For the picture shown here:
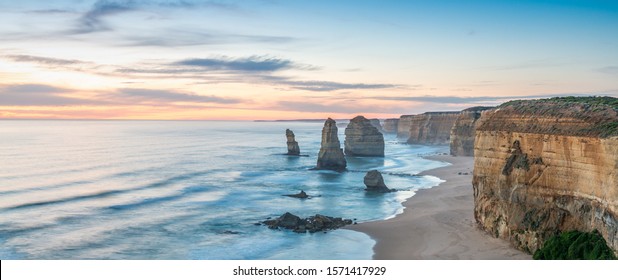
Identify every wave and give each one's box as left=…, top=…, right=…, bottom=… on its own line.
left=1, top=171, right=212, bottom=211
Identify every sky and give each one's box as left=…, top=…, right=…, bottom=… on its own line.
left=1, top=0, right=617, bottom=120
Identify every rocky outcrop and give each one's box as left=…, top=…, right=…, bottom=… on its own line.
left=286, top=129, right=300, bottom=155
left=344, top=116, right=385, bottom=157
left=316, top=118, right=347, bottom=171
left=450, top=106, right=494, bottom=156
left=262, top=212, right=353, bottom=233
left=473, top=97, right=618, bottom=254
left=364, top=170, right=391, bottom=192
left=283, top=190, right=308, bottom=199
left=407, top=112, right=460, bottom=145
left=383, top=118, right=399, bottom=134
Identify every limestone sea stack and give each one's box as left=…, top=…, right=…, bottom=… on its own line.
left=316, top=118, right=347, bottom=171
left=473, top=97, right=618, bottom=254
left=449, top=106, right=494, bottom=156
left=344, top=116, right=385, bottom=157
left=363, top=170, right=391, bottom=192
left=285, top=129, right=300, bottom=155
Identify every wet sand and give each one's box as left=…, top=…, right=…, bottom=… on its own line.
left=351, top=155, right=529, bottom=259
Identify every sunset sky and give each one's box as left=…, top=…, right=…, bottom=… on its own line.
left=1, top=0, right=617, bottom=120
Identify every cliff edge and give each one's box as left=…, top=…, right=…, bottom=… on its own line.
left=450, top=106, right=494, bottom=156
left=472, top=97, right=618, bottom=254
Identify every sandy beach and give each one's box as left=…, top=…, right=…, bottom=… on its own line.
left=351, top=155, right=530, bottom=259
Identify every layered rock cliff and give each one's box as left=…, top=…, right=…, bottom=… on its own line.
left=450, top=106, right=494, bottom=156
left=344, top=116, right=385, bottom=157
left=285, top=129, right=300, bottom=155
left=472, top=97, right=618, bottom=254
left=397, top=115, right=415, bottom=139
left=383, top=118, right=399, bottom=134
left=369, top=118, right=384, bottom=133
left=406, top=112, right=460, bottom=145
left=316, top=118, right=347, bottom=171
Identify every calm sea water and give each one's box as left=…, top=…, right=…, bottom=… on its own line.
left=0, top=120, right=447, bottom=259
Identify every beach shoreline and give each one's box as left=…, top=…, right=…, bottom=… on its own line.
left=350, top=154, right=530, bottom=259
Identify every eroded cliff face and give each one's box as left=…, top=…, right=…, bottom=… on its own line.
left=473, top=99, right=618, bottom=254
left=407, top=112, right=459, bottom=145
left=316, top=118, right=347, bottom=171
left=383, top=118, right=399, bottom=134
left=397, top=115, right=415, bottom=139
left=450, top=107, right=494, bottom=156
left=344, top=116, right=385, bottom=157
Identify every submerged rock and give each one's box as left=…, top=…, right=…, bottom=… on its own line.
left=283, top=190, right=309, bottom=199
left=363, top=170, right=392, bottom=192
left=344, top=116, right=385, bottom=157
left=285, top=129, right=300, bottom=155
left=262, top=212, right=353, bottom=233
left=316, top=118, right=347, bottom=171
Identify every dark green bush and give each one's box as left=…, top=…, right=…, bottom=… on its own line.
left=533, top=230, right=616, bottom=260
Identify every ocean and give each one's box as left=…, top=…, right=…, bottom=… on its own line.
left=0, top=120, right=448, bottom=259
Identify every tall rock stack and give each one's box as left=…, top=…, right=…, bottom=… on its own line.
left=316, top=118, right=347, bottom=171
left=344, top=116, right=385, bottom=157
left=382, top=118, right=399, bottom=134
left=285, top=129, right=300, bottom=155
left=449, top=106, right=494, bottom=156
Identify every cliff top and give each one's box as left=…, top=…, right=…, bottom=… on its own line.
left=479, top=96, right=618, bottom=138
left=462, top=106, right=494, bottom=112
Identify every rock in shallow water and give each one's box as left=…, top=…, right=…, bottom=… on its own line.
left=283, top=190, right=309, bottom=199
left=363, top=170, right=392, bottom=193
left=285, top=129, right=300, bottom=155
left=262, top=212, right=353, bottom=233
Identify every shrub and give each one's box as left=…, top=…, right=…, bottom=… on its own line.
left=533, top=230, right=616, bottom=260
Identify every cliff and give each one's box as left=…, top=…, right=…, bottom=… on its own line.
left=406, top=112, right=460, bottom=145
left=450, top=106, right=494, bottom=156
left=472, top=97, right=618, bottom=254
left=344, top=116, right=385, bottom=157
left=383, top=118, right=399, bottom=134
left=285, top=129, right=300, bottom=155
left=316, top=118, right=347, bottom=171
left=369, top=118, right=384, bottom=133
left=397, top=115, right=415, bottom=139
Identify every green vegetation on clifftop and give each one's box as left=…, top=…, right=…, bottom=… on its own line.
left=490, top=96, right=618, bottom=138
left=533, top=230, right=616, bottom=260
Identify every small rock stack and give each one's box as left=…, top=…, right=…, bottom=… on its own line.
left=285, top=129, right=300, bottom=155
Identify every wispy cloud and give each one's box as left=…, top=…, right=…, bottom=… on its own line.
left=369, top=92, right=618, bottom=105
left=0, top=84, right=94, bottom=106
left=123, top=31, right=295, bottom=47
left=282, top=80, right=398, bottom=92
left=597, top=66, right=618, bottom=75
left=74, top=0, right=138, bottom=34
left=71, top=0, right=241, bottom=34
left=109, top=88, right=242, bottom=104
left=175, top=56, right=308, bottom=72
left=5, top=55, right=88, bottom=66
